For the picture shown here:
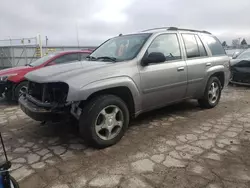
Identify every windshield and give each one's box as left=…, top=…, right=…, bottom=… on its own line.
left=237, top=50, right=250, bottom=59
left=89, top=33, right=151, bottom=62
left=29, top=53, right=58, bottom=67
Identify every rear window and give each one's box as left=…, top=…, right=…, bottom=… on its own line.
left=202, top=35, right=226, bottom=56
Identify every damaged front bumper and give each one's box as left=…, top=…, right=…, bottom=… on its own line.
left=0, top=82, right=6, bottom=97
left=19, top=95, right=68, bottom=122
left=230, top=69, right=250, bottom=86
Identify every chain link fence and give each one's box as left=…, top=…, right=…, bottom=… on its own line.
left=0, top=37, right=96, bottom=69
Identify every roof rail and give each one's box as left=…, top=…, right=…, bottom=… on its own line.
left=168, top=27, right=211, bottom=34
left=141, top=27, right=211, bottom=34
left=141, top=27, right=170, bottom=32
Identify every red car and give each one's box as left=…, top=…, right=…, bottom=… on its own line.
left=0, top=50, right=92, bottom=101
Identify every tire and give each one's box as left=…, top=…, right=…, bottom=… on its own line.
left=14, top=81, right=28, bottom=101
left=79, top=95, right=129, bottom=149
left=10, top=175, right=19, bottom=188
left=198, top=77, right=222, bottom=109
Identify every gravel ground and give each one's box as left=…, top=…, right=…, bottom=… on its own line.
left=0, top=85, right=250, bottom=188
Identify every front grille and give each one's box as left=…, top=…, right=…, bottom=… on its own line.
left=28, top=82, right=43, bottom=101
left=27, top=81, right=69, bottom=104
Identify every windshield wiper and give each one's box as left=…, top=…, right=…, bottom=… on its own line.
left=96, top=56, right=117, bottom=62
left=25, top=63, right=33, bottom=67
left=86, top=55, right=97, bottom=61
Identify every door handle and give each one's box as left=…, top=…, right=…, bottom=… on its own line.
left=206, top=62, right=212, bottom=67
left=177, top=67, right=185, bottom=71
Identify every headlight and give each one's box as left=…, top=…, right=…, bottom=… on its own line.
left=0, top=74, right=18, bottom=82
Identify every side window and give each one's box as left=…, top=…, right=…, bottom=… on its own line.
left=147, top=34, right=181, bottom=61
left=195, top=35, right=207, bottom=57
left=182, top=34, right=200, bottom=58
left=202, top=35, right=226, bottom=56
left=54, top=53, right=79, bottom=64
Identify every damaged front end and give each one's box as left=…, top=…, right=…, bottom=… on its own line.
left=0, top=81, right=13, bottom=99
left=230, top=60, right=250, bottom=86
left=19, top=81, right=72, bottom=121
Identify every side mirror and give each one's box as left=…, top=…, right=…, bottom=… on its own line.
left=142, top=52, right=166, bottom=66
left=46, top=62, right=56, bottom=66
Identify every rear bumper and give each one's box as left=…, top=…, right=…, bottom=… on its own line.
left=19, top=95, right=67, bottom=121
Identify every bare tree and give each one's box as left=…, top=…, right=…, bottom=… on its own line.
left=241, top=38, right=248, bottom=45
left=222, top=41, right=227, bottom=47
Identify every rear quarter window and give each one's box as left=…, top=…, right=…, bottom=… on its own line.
left=202, top=35, right=226, bottom=56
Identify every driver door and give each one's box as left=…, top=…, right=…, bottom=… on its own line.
left=139, top=33, right=188, bottom=111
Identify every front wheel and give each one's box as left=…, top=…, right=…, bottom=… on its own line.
left=79, top=95, right=129, bottom=148
left=0, top=175, right=19, bottom=188
left=10, top=175, right=19, bottom=188
left=14, top=81, right=28, bottom=101
left=198, top=77, right=222, bottom=108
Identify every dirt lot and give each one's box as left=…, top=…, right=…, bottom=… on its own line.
left=1, top=86, right=250, bottom=188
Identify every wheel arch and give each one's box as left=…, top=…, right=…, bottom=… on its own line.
left=201, top=65, right=225, bottom=96
left=85, top=86, right=136, bottom=117
left=70, top=77, right=142, bottom=117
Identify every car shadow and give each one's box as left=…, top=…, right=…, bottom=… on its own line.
left=36, top=100, right=201, bottom=139
left=131, top=99, right=200, bottom=126
left=0, top=97, right=18, bottom=106
left=1, top=96, right=202, bottom=149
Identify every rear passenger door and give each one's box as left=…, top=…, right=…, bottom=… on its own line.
left=181, top=33, right=212, bottom=98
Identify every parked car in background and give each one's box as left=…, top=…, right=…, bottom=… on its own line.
left=230, top=48, right=250, bottom=85
left=0, top=50, right=92, bottom=101
left=19, top=27, right=230, bottom=148
left=226, top=49, right=244, bottom=59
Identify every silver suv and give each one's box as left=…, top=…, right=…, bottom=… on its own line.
left=19, top=27, right=230, bottom=148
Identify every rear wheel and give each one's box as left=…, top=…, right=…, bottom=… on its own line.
left=198, top=77, right=222, bottom=108
left=79, top=95, right=129, bottom=148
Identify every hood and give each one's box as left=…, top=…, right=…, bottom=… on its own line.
left=230, top=58, right=250, bottom=67
left=230, top=59, right=242, bottom=67
left=25, top=61, right=112, bottom=83
left=0, top=66, right=32, bottom=76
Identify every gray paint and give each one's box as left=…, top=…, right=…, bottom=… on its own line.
left=24, top=30, right=230, bottom=117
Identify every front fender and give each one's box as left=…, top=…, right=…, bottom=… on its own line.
left=66, top=76, right=142, bottom=113
left=8, top=75, right=25, bottom=83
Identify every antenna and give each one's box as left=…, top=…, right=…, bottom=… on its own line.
left=0, top=132, right=8, bottom=162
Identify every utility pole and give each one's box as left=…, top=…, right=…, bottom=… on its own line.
left=76, top=23, right=80, bottom=48
left=37, top=34, right=43, bottom=57
left=46, top=36, right=48, bottom=46
left=9, top=36, right=14, bottom=66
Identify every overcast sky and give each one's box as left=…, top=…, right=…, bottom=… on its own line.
left=1, top=0, right=250, bottom=46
